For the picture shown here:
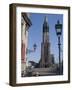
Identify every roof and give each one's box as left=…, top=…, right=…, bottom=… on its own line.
left=22, top=13, right=32, bottom=27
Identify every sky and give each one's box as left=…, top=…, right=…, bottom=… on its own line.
left=27, top=13, right=63, bottom=64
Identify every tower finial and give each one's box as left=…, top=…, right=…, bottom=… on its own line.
left=44, top=16, right=48, bottom=23
left=43, top=16, right=49, bottom=32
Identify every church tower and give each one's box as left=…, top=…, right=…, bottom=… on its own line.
left=40, top=16, right=52, bottom=68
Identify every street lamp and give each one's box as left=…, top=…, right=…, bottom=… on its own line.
left=55, top=20, right=62, bottom=75
left=33, top=44, right=37, bottom=51
left=26, top=43, right=37, bottom=54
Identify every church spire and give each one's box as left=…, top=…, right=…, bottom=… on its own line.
left=44, top=16, right=48, bottom=23
left=43, top=16, right=49, bottom=32
left=40, top=16, right=51, bottom=68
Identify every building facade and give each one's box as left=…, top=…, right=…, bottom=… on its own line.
left=21, top=13, right=32, bottom=77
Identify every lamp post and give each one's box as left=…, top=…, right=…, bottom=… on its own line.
left=26, top=44, right=37, bottom=76
left=26, top=43, right=37, bottom=54
left=55, top=20, right=62, bottom=75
